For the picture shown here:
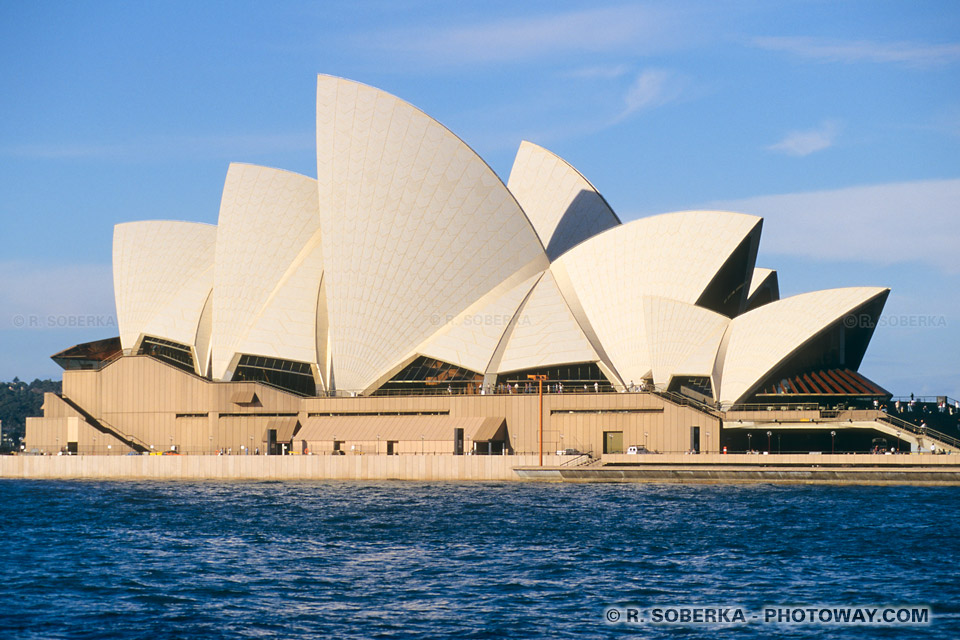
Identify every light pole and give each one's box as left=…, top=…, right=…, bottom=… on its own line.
left=528, top=374, right=547, bottom=465
left=896, top=430, right=901, bottom=453
left=747, top=433, right=752, bottom=452
left=644, top=432, right=649, bottom=451
left=831, top=430, right=836, bottom=454
left=377, top=434, right=381, bottom=455
left=209, top=435, right=213, bottom=455
left=249, top=435, right=253, bottom=455
left=766, top=430, right=772, bottom=453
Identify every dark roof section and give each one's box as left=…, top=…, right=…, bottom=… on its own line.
left=51, top=337, right=122, bottom=371
left=757, top=368, right=890, bottom=398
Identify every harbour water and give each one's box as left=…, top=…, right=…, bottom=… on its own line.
left=2, top=480, right=957, bottom=639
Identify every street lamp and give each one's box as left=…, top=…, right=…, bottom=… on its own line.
left=249, top=435, right=253, bottom=455
left=377, top=434, right=381, bottom=455
left=528, top=374, right=548, bottom=465
left=747, top=433, right=752, bottom=452
left=831, top=430, right=836, bottom=454
left=644, top=432, right=649, bottom=450
left=766, top=430, right=772, bottom=453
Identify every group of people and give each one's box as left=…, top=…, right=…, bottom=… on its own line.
left=469, top=381, right=606, bottom=395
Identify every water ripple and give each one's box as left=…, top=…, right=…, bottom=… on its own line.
left=1, top=480, right=956, bottom=639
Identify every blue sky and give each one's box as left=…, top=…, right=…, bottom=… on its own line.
left=1, top=0, right=958, bottom=397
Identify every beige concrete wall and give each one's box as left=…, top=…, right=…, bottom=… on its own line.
left=0, top=454, right=562, bottom=481
left=38, top=356, right=720, bottom=457
left=5, top=453, right=956, bottom=483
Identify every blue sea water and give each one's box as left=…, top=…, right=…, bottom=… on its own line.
left=1, top=480, right=957, bottom=639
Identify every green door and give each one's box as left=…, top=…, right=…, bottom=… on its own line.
left=604, top=431, right=624, bottom=454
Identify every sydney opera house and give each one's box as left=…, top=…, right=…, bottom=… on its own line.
left=27, top=75, right=947, bottom=460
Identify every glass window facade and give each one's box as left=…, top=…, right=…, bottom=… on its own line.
left=137, top=336, right=195, bottom=374
left=233, top=354, right=317, bottom=396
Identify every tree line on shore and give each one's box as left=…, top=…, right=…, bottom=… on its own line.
left=0, top=378, right=61, bottom=451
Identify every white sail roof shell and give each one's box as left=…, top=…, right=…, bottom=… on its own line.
left=716, top=287, right=889, bottom=405
left=415, top=272, right=542, bottom=375
left=506, top=141, right=620, bottom=260
left=748, top=268, right=777, bottom=299
left=211, top=163, right=322, bottom=380
left=113, top=220, right=216, bottom=353
left=552, top=210, right=761, bottom=386
left=642, top=296, right=729, bottom=388
left=315, top=75, right=548, bottom=393
left=495, top=270, right=600, bottom=373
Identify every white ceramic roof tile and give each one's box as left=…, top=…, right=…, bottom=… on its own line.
left=507, top=141, right=620, bottom=260
left=212, top=163, right=321, bottom=379
left=113, top=221, right=216, bottom=351
left=747, top=268, right=777, bottom=299
left=553, top=210, right=760, bottom=385
left=717, top=287, right=889, bottom=404
left=316, top=75, right=548, bottom=392
left=417, top=273, right=542, bottom=374
left=640, top=296, right=729, bottom=388
left=496, top=270, right=600, bottom=372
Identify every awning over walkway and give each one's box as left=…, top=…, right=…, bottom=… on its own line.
left=231, top=389, right=258, bottom=404
left=296, top=415, right=506, bottom=442
left=471, top=417, right=506, bottom=442
left=262, top=417, right=300, bottom=443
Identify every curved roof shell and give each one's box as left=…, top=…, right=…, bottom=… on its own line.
left=507, top=141, right=620, bottom=261
left=494, top=270, right=601, bottom=373
left=102, top=75, right=892, bottom=405
left=211, top=163, right=322, bottom=381
left=552, top=210, right=761, bottom=387
left=315, top=75, right=548, bottom=393
left=716, top=287, right=890, bottom=405
left=113, top=220, right=216, bottom=354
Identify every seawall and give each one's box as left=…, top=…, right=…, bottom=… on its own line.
left=0, top=454, right=559, bottom=482
left=3, top=453, right=960, bottom=485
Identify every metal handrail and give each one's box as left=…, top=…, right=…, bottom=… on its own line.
left=724, top=402, right=821, bottom=413
left=57, top=394, right=151, bottom=453
left=560, top=452, right=595, bottom=466
left=890, top=395, right=959, bottom=406
left=655, top=389, right=720, bottom=416
left=877, top=413, right=960, bottom=450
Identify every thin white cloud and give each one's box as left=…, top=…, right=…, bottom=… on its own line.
left=709, top=179, right=960, bottom=274
left=753, top=36, right=960, bottom=67
left=614, top=69, right=685, bottom=121
left=767, top=120, right=840, bottom=156
left=366, top=5, right=688, bottom=65
left=561, top=64, right=631, bottom=79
